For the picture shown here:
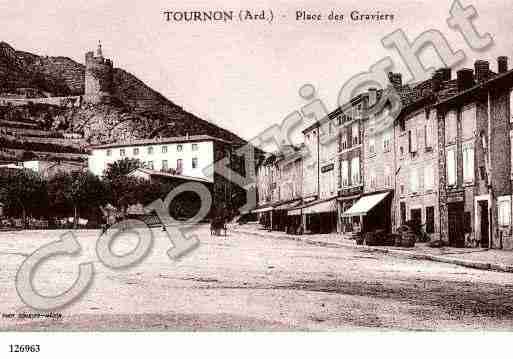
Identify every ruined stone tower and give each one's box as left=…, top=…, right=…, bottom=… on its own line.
left=84, top=41, right=113, bottom=104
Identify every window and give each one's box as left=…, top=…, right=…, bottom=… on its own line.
left=384, top=166, right=392, bottom=188
left=400, top=117, right=406, bottom=132
left=410, top=168, right=419, bottom=193
left=177, top=144, right=183, bottom=152
left=120, top=149, right=126, bottom=157
left=328, top=121, right=333, bottom=135
left=106, top=149, right=112, bottom=156
left=461, top=106, right=476, bottom=140
left=192, top=157, right=198, bottom=169
left=176, top=159, right=183, bottom=173
left=341, top=131, right=348, bottom=150
left=424, top=164, right=434, bottom=190
left=147, top=146, right=154, bottom=155
left=147, top=161, right=154, bottom=170
left=351, top=157, right=360, bottom=185
left=416, top=127, right=423, bottom=151
left=133, top=148, right=139, bottom=156
left=408, top=129, right=418, bottom=153
left=162, top=160, right=168, bottom=170
left=426, top=206, right=435, bottom=233
left=463, top=142, right=474, bottom=182
left=445, top=111, right=457, bottom=144
left=383, top=130, right=392, bottom=152
left=447, top=147, right=457, bottom=186
left=192, top=143, right=199, bottom=151
left=425, top=120, right=433, bottom=150
left=369, top=136, right=376, bottom=155
left=162, top=146, right=168, bottom=154
left=341, top=160, right=349, bottom=187
left=369, top=170, right=377, bottom=189
left=498, top=196, right=512, bottom=226
left=351, top=122, right=359, bottom=145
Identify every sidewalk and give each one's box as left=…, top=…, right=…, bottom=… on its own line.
left=233, top=224, right=513, bottom=273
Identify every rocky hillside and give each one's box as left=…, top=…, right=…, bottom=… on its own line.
left=0, top=42, right=245, bottom=146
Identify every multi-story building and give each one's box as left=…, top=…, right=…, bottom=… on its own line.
left=254, top=146, right=304, bottom=231
left=435, top=58, right=513, bottom=249
left=336, top=94, right=367, bottom=233
left=286, top=109, right=341, bottom=233
left=89, top=134, right=244, bottom=211
left=253, top=58, right=513, bottom=251
left=359, top=88, right=396, bottom=234
left=88, top=135, right=226, bottom=181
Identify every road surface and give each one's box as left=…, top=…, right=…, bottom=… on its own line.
left=0, top=225, right=512, bottom=330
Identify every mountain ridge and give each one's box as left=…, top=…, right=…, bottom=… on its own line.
left=0, top=42, right=246, bottom=146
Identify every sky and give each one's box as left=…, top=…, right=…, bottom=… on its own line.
left=1, top=0, right=512, bottom=144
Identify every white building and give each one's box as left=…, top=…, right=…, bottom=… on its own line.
left=87, top=135, right=230, bottom=182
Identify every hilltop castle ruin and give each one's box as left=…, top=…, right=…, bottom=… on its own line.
left=84, top=42, right=114, bottom=105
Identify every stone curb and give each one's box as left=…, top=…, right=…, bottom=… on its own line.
left=233, top=228, right=513, bottom=274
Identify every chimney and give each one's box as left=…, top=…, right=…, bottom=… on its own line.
left=432, top=68, right=452, bottom=92
left=498, top=56, right=508, bottom=73
left=457, top=68, right=475, bottom=92
left=368, top=88, right=377, bottom=108
left=388, top=72, right=402, bottom=88
left=474, top=60, right=490, bottom=82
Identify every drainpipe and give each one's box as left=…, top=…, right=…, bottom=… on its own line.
left=487, top=90, right=493, bottom=249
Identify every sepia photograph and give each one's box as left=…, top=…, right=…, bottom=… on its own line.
left=1, top=0, right=513, bottom=352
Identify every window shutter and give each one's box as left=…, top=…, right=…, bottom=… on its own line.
left=447, top=148, right=456, bottom=185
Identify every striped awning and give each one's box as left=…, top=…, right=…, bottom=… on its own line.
left=341, top=192, right=390, bottom=217
left=288, top=197, right=338, bottom=216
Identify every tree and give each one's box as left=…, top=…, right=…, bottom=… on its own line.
left=0, top=168, right=48, bottom=227
left=48, top=171, right=108, bottom=228
left=107, top=176, right=172, bottom=215
left=104, top=158, right=142, bottom=181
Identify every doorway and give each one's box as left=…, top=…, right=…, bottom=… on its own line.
left=478, top=200, right=490, bottom=248
left=410, top=208, right=422, bottom=226
left=448, top=202, right=465, bottom=247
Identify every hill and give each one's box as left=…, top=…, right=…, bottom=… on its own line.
left=0, top=42, right=246, bottom=150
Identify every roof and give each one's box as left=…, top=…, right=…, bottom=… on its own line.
left=436, top=67, right=513, bottom=108
left=89, top=134, right=232, bottom=150
left=127, top=168, right=212, bottom=183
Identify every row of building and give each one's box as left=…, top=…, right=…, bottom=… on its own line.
left=254, top=57, right=513, bottom=250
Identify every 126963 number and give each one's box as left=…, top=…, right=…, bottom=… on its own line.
left=9, top=345, right=40, bottom=353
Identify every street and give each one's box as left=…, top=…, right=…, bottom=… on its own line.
left=1, top=225, right=513, bottom=330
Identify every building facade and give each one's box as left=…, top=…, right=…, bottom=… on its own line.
left=88, top=135, right=223, bottom=182
left=253, top=57, right=513, bottom=250
left=436, top=59, right=513, bottom=249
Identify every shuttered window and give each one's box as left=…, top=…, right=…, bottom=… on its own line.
left=463, top=142, right=475, bottom=182
left=447, top=147, right=457, bottom=186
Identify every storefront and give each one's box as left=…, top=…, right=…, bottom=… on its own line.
left=289, top=197, right=339, bottom=234
left=342, top=191, right=392, bottom=234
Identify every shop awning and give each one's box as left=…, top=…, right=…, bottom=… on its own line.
left=274, top=200, right=301, bottom=211
left=303, top=199, right=338, bottom=215
left=341, top=192, right=390, bottom=217
left=252, top=206, right=274, bottom=214
left=288, top=197, right=338, bottom=216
